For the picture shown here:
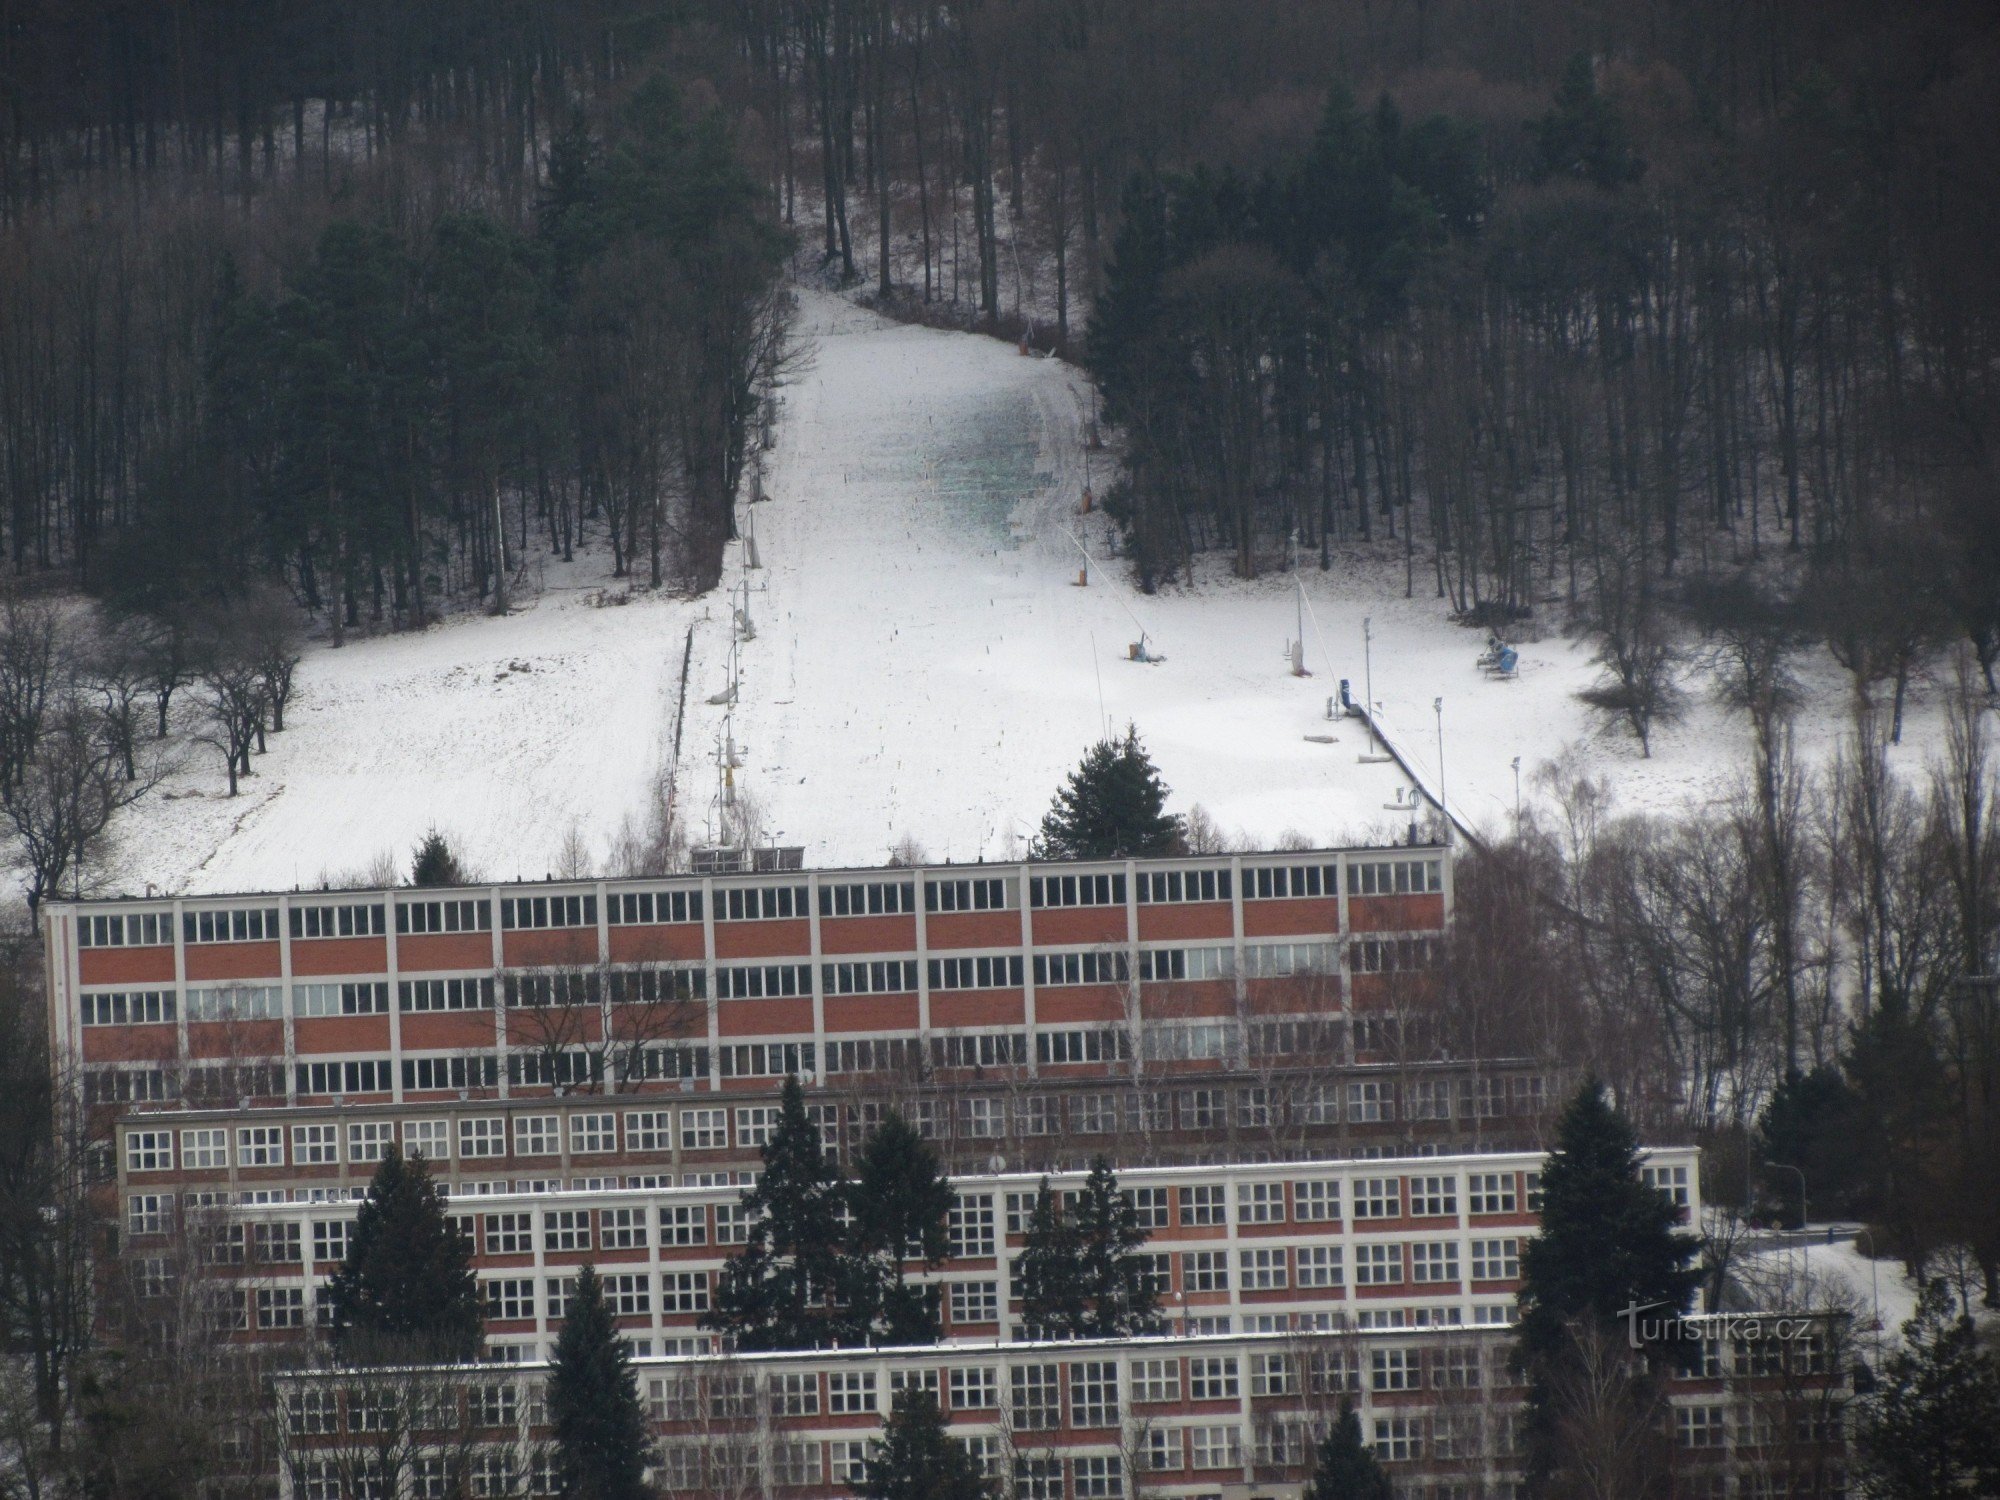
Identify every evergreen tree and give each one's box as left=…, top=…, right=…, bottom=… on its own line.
left=1856, top=1278, right=2000, bottom=1499
left=706, top=1075, right=847, bottom=1350
left=1516, top=1081, right=1701, bottom=1490
left=1304, top=1402, right=1393, bottom=1500
left=843, top=1112, right=953, bottom=1346
left=1843, top=996, right=1950, bottom=1266
left=409, top=828, right=468, bottom=887
left=325, top=1145, right=481, bottom=1361
left=549, top=1266, right=654, bottom=1500
left=1019, top=1160, right=1160, bottom=1338
left=856, top=1388, right=991, bottom=1500
left=1758, top=1066, right=1863, bottom=1226
left=1034, top=725, right=1183, bottom=860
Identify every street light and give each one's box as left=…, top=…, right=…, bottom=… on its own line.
left=1511, top=756, right=1522, bottom=826
left=1853, top=1226, right=1883, bottom=1335
left=1770, top=1160, right=1809, bottom=1281
left=1433, top=697, right=1448, bottom=844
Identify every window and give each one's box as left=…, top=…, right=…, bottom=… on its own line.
left=291, top=903, right=385, bottom=938
left=609, top=889, right=702, bottom=925
left=1468, top=1172, right=1517, bottom=1214
left=1028, top=872, right=1126, bottom=908
left=1371, top=1415, right=1421, bottom=1462
left=768, top=1372, right=819, bottom=1417
left=1350, top=937, right=1440, bottom=973
left=1472, top=1238, right=1520, bottom=1281
left=1677, top=1406, right=1726, bottom=1449
left=1243, top=862, right=1335, bottom=899
left=182, top=907, right=281, bottom=943
left=1032, top=951, right=1131, bottom=986
left=1410, top=1175, right=1458, bottom=1217
left=126, top=1131, right=172, bottom=1173
left=819, top=881, right=916, bottom=916
left=499, top=893, right=598, bottom=930
left=949, top=1195, right=996, bottom=1257
left=950, top=1367, right=998, bottom=1409
left=1241, top=941, right=1338, bottom=977
left=185, top=985, right=283, bottom=1021
left=680, top=1109, right=726, bottom=1150
left=483, top=1213, right=532, bottom=1255
left=569, top=1113, right=616, bottom=1154
left=1138, top=1429, right=1180, bottom=1473
left=78, top=911, right=171, bottom=948
left=1179, top=1184, right=1226, bottom=1226
left=1178, top=1087, right=1227, bottom=1127
left=1294, top=1179, right=1340, bottom=1222
left=171, top=1129, right=225, bottom=1172
left=1181, top=1251, right=1229, bottom=1293
left=1411, top=1241, right=1460, bottom=1283
left=1297, top=1245, right=1344, bottom=1287
left=1014, top=1459, right=1062, bottom=1500
left=1642, top=1162, right=1692, bottom=1209
left=714, top=965, right=813, bottom=1000
left=401, top=977, right=494, bottom=1013
left=828, top=1371, right=877, bottom=1415
left=925, top=878, right=1009, bottom=912
left=1073, top=1456, right=1123, bottom=1499
left=1354, top=1178, right=1402, bottom=1219
left=1010, top=1365, right=1059, bottom=1430
left=1188, top=1358, right=1238, bottom=1401
left=596, top=1207, right=648, bottom=1251
left=661, top=1272, right=710, bottom=1313
left=948, top=1281, right=998, bottom=1324
left=1348, top=857, right=1444, bottom=895
left=1036, top=1027, right=1130, bottom=1065
left=1137, top=945, right=1232, bottom=981
left=1356, top=1243, right=1404, bottom=1285
left=1525, top=1170, right=1544, bottom=1212
left=290, top=1124, right=338, bottom=1166
left=1137, top=868, right=1231, bottom=903
left=313, top=1219, right=353, bottom=1263
left=294, top=1060, right=392, bottom=1097
left=821, top=959, right=919, bottom=995
left=601, top=1273, right=651, bottom=1317
left=1189, top=1425, right=1240, bottom=1470
left=1125, top=1186, right=1169, bottom=1229
left=646, top=1205, right=700, bottom=1247
left=543, top=1276, right=579, bottom=1321
left=236, top=1126, right=284, bottom=1168
left=543, top=1210, right=590, bottom=1253
left=404, top=1056, right=499, bottom=1092
left=1237, top=1182, right=1284, bottom=1223
left=1239, top=1248, right=1287, bottom=1289
left=514, top=1115, right=561, bottom=1157
left=928, top=954, right=1024, bottom=990
left=257, top=1287, right=306, bottom=1329
left=1069, top=1362, right=1119, bottom=1426
left=958, top=1097, right=1005, bottom=1138
left=81, top=990, right=176, bottom=1025
left=1348, top=1080, right=1393, bottom=1122
left=1131, top=1359, right=1180, bottom=1404
left=251, top=1220, right=302, bottom=1264
left=1250, top=1352, right=1294, bottom=1396
left=398, top=898, right=491, bottom=934
left=459, top=1118, right=506, bottom=1158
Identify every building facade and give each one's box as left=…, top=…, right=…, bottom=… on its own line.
left=273, top=1318, right=1851, bottom=1500
left=43, top=847, right=1452, bottom=1119
left=119, top=1150, right=1699, bottom=1361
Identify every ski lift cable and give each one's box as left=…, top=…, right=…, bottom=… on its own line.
left=1060, top=526, right=1157, bottom=648
left=1293, top=570, right=1339, bottom=683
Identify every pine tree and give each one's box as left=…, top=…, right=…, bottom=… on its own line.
left=843, top=1112, right=953, bottom=1346
left=1516, top=1080, right=1702, bottom=1490
left=325, top=1145, right=481, bottom=1361
left=549, top=1266, right=654, bottom=1500
left=409, top=828, right=467, bottom=887
left=706, top=1075, right=847, bottom=1350
left=856, top=1388, right=991, bottom=1500
left=1019, top=1160, right=1160, bottom=1338
left=1035, top=725, right=1183, bottom=860
left=1857, top=1278, right=2000, bottom=1498
left=1304, top=1402, right=1393, bottom=1500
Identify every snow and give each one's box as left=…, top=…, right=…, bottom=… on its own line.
left=85, top=289, right=1958, bottom=899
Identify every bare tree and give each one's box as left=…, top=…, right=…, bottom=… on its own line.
left=197, top=641, right=269, bottom=796
left=0, top=593, right=64, bottom=802
left=503, top=951, right=706, bottom=1097
left=1, top=693, right=161, bottom=911
left=243, top=587, right=305, bottom=737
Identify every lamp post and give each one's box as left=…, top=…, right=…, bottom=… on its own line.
left=1853, top=1226, right=1883, bottom=1335
left=1362, top=616, right=1377, bottom=753
left=1433, top=697, right=1447, bottom=844
left=1511, top=756, right=1522, bottom=826
left=1770, top=1161, right=1809, bottom=1280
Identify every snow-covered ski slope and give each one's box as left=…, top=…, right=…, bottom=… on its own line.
left=98, top=291, right=1951, bottom=896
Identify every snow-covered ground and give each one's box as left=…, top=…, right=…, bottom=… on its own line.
left=88, top=289, right=1956, bottom=898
